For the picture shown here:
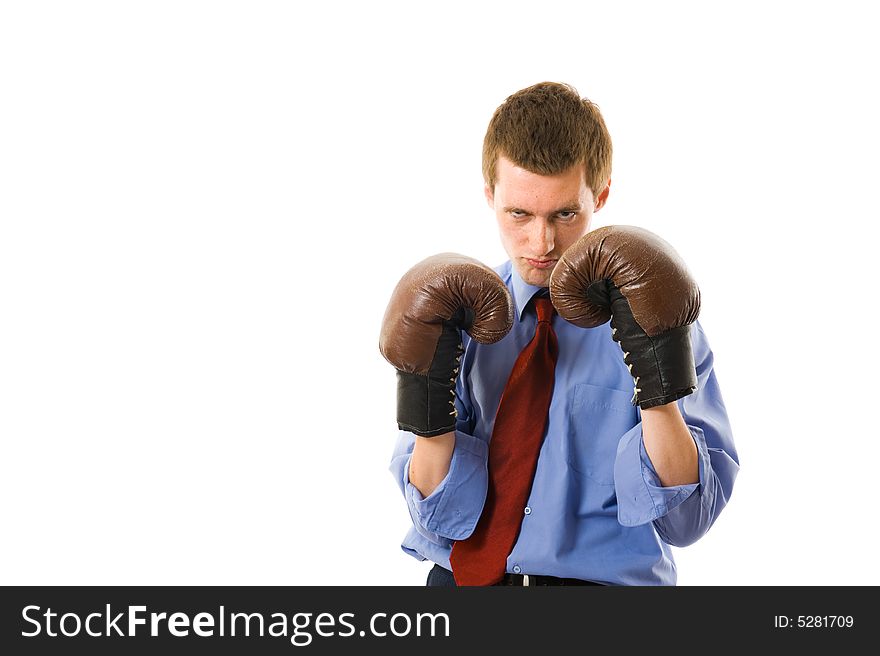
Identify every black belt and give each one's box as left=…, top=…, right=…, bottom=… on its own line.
left=496, top=572, right=604, bottom=586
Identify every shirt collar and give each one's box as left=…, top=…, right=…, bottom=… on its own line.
left=509, top=263, right=548, bottom=321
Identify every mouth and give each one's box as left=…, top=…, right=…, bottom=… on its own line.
left=525, top=258, right=557, bottom=270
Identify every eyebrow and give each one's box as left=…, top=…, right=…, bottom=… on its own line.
left=503, top=203, right=583, bottom=214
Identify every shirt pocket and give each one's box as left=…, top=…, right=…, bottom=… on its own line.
left=566, top=383, right=638, bottom=486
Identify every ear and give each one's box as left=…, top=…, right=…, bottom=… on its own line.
left=484, top=183, right=495, bottom=209
left=594, top=178, right=611, bottom=211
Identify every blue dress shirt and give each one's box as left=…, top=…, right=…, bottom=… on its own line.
left=389, top=260, right=739, bottom=585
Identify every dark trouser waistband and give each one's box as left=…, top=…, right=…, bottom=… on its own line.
left=427, top=564, right=605, bottom=587
left=498, top=572, right=604, bottom=586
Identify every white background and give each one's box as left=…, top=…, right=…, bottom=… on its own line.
left=1, top=1, right=878, bottom=585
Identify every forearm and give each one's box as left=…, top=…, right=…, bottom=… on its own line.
left=614, top=321, right=739, bottom=545
left=409, top=432, right=455, bottom=497
left=641, top=402, right=698, bottom=487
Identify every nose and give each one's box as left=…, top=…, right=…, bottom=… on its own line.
left=528, top=217, right=555, bottom=256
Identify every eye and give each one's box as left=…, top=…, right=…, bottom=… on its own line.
left=509, top=210, right=528, bottom=219
left=557, top=211, right=578, bottom=221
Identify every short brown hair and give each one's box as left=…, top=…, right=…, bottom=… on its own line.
left=482, top=82, right=612, bottom=199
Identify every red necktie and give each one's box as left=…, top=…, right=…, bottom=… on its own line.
left=449, top=295, right=558, bottom=586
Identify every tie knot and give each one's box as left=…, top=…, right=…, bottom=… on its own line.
left=534, top=296, right=555, bottom=323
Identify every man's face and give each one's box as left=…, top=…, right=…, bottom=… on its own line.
left=486, top=156, right=609, bottom=288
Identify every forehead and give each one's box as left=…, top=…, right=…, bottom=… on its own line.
left=494, top=157, right=592, bottom=209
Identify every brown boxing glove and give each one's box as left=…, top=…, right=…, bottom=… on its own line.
left=380, top=253, right=514, bottom=436
left=549, top=225, right=701, bottom=408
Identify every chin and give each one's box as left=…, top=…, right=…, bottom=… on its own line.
left=517, top=264, right=554, bottom=288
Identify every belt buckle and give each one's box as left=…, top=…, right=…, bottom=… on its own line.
left=522, top=574, right=530, bottom=586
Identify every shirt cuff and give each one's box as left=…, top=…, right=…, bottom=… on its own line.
left=614, top=423, right=709, bottom=527
left=403, top=430, right=489, bottom=541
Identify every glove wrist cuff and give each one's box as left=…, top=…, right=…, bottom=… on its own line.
left=618, top=324, right=697, bottom=409
left=396, top=371, right=458, bottom=437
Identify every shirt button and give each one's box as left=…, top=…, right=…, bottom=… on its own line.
left=513, top=565, right=521, bottom=574
left=524, top=507, right=531, bottom=515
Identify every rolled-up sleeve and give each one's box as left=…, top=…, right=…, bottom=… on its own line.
left=613, top=320, right=740, bottom=546
left=390, top=429, right=488, bottom=542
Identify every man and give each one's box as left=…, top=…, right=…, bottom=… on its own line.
left=382, top=82, right=739, bottom=586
